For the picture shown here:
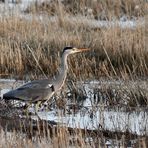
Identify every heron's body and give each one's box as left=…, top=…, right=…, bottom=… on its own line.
left=3, top=79, right=54, bottom=103
left=2, top=47, right=89, bottom=106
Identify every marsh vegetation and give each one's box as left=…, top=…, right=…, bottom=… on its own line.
left=0, top=0, right=148, bottom=147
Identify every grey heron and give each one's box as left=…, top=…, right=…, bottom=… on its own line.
left=2, top=47, right=89, bottom=111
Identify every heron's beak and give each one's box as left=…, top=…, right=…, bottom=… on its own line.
left=74, top=48, right=90, bottom=52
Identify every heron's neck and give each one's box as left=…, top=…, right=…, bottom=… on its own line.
left=60, top=53, right=69, bottom=73
left=53, top=53, right=68, bottom=90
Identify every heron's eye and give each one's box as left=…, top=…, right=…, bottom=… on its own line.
left=72, top=48, right=77, bottom=51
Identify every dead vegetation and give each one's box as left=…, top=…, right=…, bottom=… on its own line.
left=0, top=0, right=148, bottom=147
left=0, top=16, right=147, bottom=80
left=25, top=0, right=148, bottom=19
left=0, top=113, right=148, bottom=148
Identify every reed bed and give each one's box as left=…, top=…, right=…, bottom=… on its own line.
left=25, top=0, right=147, bottom=19
left=0, top=130, right=147, bottom=148
left=0, top=116, right=148, bottom=148
left=0, top=15, right=147, bottom=80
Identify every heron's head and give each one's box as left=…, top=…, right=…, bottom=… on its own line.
left=62, top=47, right=89, bottom=55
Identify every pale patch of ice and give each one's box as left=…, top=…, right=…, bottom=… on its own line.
left=0, top=79, right=16, bottom=82
left=38, top=107, right=148, bottom=136
left=2, top=0, right=52, bottom=13
left=62, top=15, right=145, bottom=29
left=0, top=89, right=11, bottom=94
left=0, top=88, right=11, bottom=98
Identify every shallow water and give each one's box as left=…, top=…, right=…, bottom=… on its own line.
left=37, top=107, right=148, bottom=136
left=0, top=79, right=148, bottom=136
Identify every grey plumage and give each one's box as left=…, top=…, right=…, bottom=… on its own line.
left=3, top=79, right=54, bottom=103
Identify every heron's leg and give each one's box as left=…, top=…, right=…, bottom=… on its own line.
left=35, top=101, right=42, bottom=120
left=23, top=103, right=32, bottom=117
left=35, top=101, right=40, bottom=113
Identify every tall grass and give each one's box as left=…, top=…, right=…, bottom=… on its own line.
left=0, top=16, right=147, bottom=80
left=0, top=117, right=148, bottom=148
left=25, top=0, right=147, bottom=19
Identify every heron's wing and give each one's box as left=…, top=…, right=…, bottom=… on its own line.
left=3, top=79, right=55, bottom=102
left=17, top=79, right=52, bottom=89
